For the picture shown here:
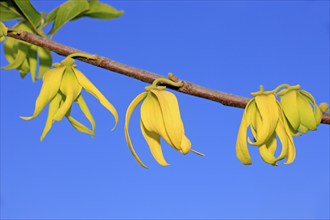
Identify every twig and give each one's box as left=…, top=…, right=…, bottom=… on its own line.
left=6, top=30, right=330, bottom=124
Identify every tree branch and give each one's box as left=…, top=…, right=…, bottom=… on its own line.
left=6, top=30, right=330, bottom=124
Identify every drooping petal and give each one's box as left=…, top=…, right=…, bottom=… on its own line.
left=236, top=100, right=254, bottom=165
left=258, top=144, right=277, bottom=166
left=124, top=92, right=148, bottom=168
left=284, top=136, right=296, bottom=165
left=280, top=90, right=300, bottom=131
left=73, top=67, right=118, bottom=130
left=76, top=94, right=95, bottom=132
left=140, top=120, right=170, bottom=166
left=140, top=92, right=173, bottom=147
left=180, top=135, right=191, bottom=155
left=53, top=67, right=82, bottom=121
left=247, top=100, right=261, bottom=145
left=40, top=93, right=62, bottom=141
left=20, top=66, right=65, bottom=120
left=297, top=92, right=317, bottom=130
left=266, top=133, right=277, bottom=156
left=66, top=115, right=95, bottom=136
left=280, top=112, right=296, bottom=164
left=274, top=120, right=289, bottom=162
left=252, top=94, right=279, bottom=146
left=151, top=89, right=184, bottom=150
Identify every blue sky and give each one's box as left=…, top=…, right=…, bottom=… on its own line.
left=1, top=1, right=329, bottom=219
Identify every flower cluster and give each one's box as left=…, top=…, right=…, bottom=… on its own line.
left=236, top=84, right=328, bottom=166
left=21, top=54, right=118, bottom=141
left=124, top=78, right=203, bottom=168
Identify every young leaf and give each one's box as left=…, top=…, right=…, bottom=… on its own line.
left=45, top=7, right=58, bottom=26
left=48, top=0, right=89, bottom=36
left=77, top=0, right=123, bottom=20
left=13, top=0, right=42, bottom=30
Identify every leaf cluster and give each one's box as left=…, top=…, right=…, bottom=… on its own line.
left=1, top=0, right=123, bottom=81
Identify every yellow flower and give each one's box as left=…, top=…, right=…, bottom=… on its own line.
left=21, top=54, right=118, bottom=140
left=236, top=85, right=296, bottom=166
left=125, top=77, right=203, bottom=168
left=278, top=85, right=329, bottom=134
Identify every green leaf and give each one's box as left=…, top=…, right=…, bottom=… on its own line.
left=0, top=1, right=22, bottom=21
left=49, top=0, right=89, bottom=36
left=78, top=0, right=123, bottom=20
left=45, top=7, right=58, bottom=26
left=13, top=0, right=42, bottom=30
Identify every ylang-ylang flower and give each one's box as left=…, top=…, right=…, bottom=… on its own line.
left=125, top=76, right=203, bottom=168
left=21, top=53, right=118, bottom=140
left=236, top=85, right=296, bottom=166
left=278, top=84, right=329, bottom=135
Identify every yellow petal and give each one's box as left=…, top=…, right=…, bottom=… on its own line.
left=280, top=90, right=300, bottom=131
left=247, top=100, right=260, bottom=144
left=124, top=92, right=148, bottom=168
left=40, top=93, right=62, bottom=141
left=140, top=92, right=173, bottom=148
left=252, top=94, right=279, bottom=146
left=236, top=100, right=254, bottom=165
left=258, top=144, right=277, bottom=166
left=76, top=95, right=95, bottom=132
left=297, top=92, right=317, bottom=130
left=140, top=120, right=170, bottom=166
left=266, top=133, right=277, bottom=156
left=151, top=89, right=184, bottom=150
left=274, top=118, right=289, bottom=162
left=53, top=67, right=82, bottom=121
left=284, top=136, right=296, bottom=165
left=298, top=124, right=309, bottom=134
left=313, top=105, right=323, bottom=126
left=180, top=135, right=191, bottom=155
left=66, top=115, right=95, bottom=136
left=73, top=67, right=118, bottom=130
left=280, top=109, right=296, bottom=164
left=20, top=66, right=65, bottom=120
left=319, top=102, right=329, bottom=113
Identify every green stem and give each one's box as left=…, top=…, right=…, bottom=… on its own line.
left=151, top=77, right=183, bottom=88
left=67, top=53, right=97, bottom=60
left=273, top=84, right=291, bottom=93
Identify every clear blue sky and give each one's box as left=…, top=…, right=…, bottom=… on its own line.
left=1, top=1, right=329, bottom=219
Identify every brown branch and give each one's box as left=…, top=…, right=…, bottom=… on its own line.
left=6, top=30, right=330, bottom=125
